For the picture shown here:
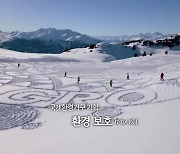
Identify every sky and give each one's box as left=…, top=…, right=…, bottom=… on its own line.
left=0, top=0, right=180, bottom=36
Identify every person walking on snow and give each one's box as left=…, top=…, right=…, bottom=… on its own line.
left=77, top=76, right=80, bottom=84
left=127, top=73, right=129, bottom=80
left=110, top=80, right=113, bottom=87
left=160, top=73, right=164, bottom=81
left=18, top=63, right=20, bottom=68
left=64, top=72, right=67, bottom=77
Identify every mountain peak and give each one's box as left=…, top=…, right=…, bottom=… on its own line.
left=0, top=28, right=99, bottom=43
left=96, top=32, right=173, bottom=42
left=0, top=28, right=100, bottom=53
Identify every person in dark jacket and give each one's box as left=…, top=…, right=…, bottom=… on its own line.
left=64, top=72, right=67, bottom=77
left=77, top=76, right=80, bottom=83
left=160, top=73, right=164, bottom=81
left=127, top=73, right=129, bottom=80
left=110, top=80, right=113, bottom=87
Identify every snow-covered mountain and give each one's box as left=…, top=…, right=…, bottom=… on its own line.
left=96, top=32, right=172, bottom=42
left=0, top=28, right=100, bottom=53
left=0, top=28, right=99, bottom=44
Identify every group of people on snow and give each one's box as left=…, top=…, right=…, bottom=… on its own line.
left=17, top=63, right=165, bottom=87
left=64, top=72, right=80, bottom=83
left=63, top=71, right=165, bottom=87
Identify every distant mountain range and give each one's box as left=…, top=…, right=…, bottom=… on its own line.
left=0, top=28, right=100, bottom=53
left=0, top=29, right=177, bottom=54
left=95, top=32, right=173, bottom=42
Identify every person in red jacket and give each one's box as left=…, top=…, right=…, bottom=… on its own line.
left=160, top=73, right=164, bottom=81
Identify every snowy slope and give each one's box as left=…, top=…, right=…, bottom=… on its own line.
left=0, top=48, right=180, bottom=154
left=60, top=43, right=141, bottom=62
left=63, top=42, right=180, bottom=61
left=0, top=47, right=113, bottom=63
left=96, top=42, right=142, bottom=59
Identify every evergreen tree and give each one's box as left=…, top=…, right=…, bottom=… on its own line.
left=143, top=51, right=147, bottom=56
left=134, top=53, right=138, bottom=57
left=132, top=45, right=136, bottom=50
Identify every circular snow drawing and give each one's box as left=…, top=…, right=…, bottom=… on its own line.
left=118, top=92, right=144, bottom=102
left=0, top=104, right=39, bottom=131
left=106, top=88, right=157, bottom=107
left=92, top=106, right=123, bottom=117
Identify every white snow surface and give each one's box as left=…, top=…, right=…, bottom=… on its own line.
left=0, top=47, right=180, bottom=154
left=65, top=42, right=180, bottom=61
